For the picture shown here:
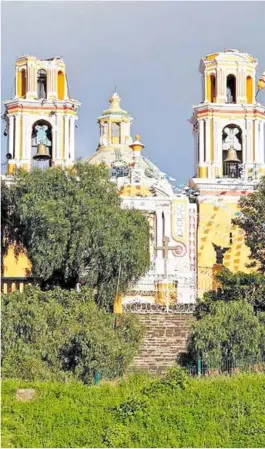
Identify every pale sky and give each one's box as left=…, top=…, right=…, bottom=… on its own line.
left=2, top=1, right=265, bottom=183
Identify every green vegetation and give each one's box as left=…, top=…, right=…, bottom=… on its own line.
left=1, top=163, right=150, bottom=310
left=2, top=286, right=143, bottom=384
left=188, top=300, right=265, bottom=368
left=2, top=370, right=265, bottom=448
left=187, top=268, right=265, bottom=369
left=233, top=176, right=265, bottom=273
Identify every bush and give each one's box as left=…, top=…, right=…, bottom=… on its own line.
left=2, top=286, right=143, bottom=383
left=188, top=300, right=264, bottom=369
left=4, top=373, right=263, bottom=448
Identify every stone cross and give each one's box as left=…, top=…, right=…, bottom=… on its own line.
left=155, top=236, right=180, bottom=278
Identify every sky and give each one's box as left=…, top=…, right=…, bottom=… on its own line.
left=2, top=1, right=265, bottom=184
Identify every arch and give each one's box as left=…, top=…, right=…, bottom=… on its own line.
left=111, top=122, right=120, bottom=144
left=246, top=76, right=253, bottom=104
left=18, top=69, right=27, bottom=98
left=37, top=69, right=47, bottom=99
left=226, top=74, right=236, bottom=103
left=57, top=70, right=65, bottom=100
left=17, top=69, right=26, bottom=98
left=31, top=119, right=52, bottom=167
left=210, top=74, right=216, bottom=102
left=222, top=124, right=242, bottom=178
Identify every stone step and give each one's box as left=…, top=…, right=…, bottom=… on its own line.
left=127, top=313, right=194, bottom=375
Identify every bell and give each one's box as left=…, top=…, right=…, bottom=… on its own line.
left=33, top=143, right=51, bottom=161
left=224, top=146, right=240, bottom=163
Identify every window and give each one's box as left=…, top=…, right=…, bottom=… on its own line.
left=246, top=76, right=253, bottom=104
left=210, top=74, right=216, bottom=102
left=57, top=71, right=65, bottom=100
left=226, top=75, right=236, bottom=103
left=37, top=70, right=47, bottom=99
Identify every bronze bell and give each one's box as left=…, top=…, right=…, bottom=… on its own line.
left=33, top=143, right=51, bottom=161
left=224, top=146, right=241, bottom=163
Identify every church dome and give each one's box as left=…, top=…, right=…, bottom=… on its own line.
left=81, top=92, right=174, bottom=197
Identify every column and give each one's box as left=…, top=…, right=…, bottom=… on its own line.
left=260, top=121, right=265, bottom=164
left=254, top=120, right=259, bottom=163
left=64, top=116, right=69, bottom=161
left=108, top=120, right=111, bottom=145
left=14, top=114, right=21, bottom=160
left=156, top=211, right=163, bottom=260
left=56, top=114, right=63, bottom=162
left=193, top=129, right=198, bottom=175
left=8, top=116, right=14, bottom=157
left=199, top=119, right=204, bottom=164
left=205, top=118, right=210, bottom=163
left=69, top=117, right=75, bottom=162
left=22, top=115, right=28, bottom=159
left=246, top=119, right=252, bottom=162
left=164, top=210, right=171, bottom=238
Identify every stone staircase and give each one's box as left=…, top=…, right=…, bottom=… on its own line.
left=129, top=314, right=194, bottom=375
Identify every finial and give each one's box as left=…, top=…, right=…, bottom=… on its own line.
left=129, top=134, right=144, bottom=152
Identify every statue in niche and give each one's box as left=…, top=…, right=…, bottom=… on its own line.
left=222, top=126, right=241, bottom=151
left=32, top=125, right=51, bottom=147
left=212, top=243, right=230, bottom=265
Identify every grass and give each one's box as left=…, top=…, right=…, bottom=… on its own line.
left=2, top=372, right=265, bottom=448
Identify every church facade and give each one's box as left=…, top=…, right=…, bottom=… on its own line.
left=82, top=92, right=197, bottom=309
left=2, top=49, right=265, bottom=306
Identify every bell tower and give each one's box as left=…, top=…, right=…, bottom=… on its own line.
left=191, top=49, right=265, bottom=180
left=3, top=55, right=80, bottom=174
left=189, top=49, right=265, bottom=297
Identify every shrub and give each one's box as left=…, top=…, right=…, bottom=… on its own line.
left=2, top=286, right=143, bottom=383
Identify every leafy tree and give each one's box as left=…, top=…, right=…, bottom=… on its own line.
left=2, top=286, right=144, bottom=383
left=2, top=164, right=150, bottom=309
left=233, top=176, right=265, bottom=273
left=196, top=268, right=265, bottom=317
left=188, top=300, right=264, bottom=368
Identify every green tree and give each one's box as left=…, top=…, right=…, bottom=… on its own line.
left=2, top=164, right=150, bottom=309
left=196, top=268, right=265, bottom=316
left=189, top=300, right=264, bottom=368
left=233, top=176, right=265, bottom=273
left=2, top=286, right=144, bottom=383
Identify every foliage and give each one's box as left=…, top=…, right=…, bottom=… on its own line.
left=196, top=268, right=265, bottom=316
left=2, top=286, right=143, bottom=384
left=188, top=300, right=264, bottom=368
left=2, top=373, right=265, bottom=448
left=2, top=164, right=150, bottom=309
left=233, top=176, right=265, bottom=273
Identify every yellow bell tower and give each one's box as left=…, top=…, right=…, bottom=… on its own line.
left=190, top=49, right=265, bottom=297
left=3, top=55, right=80, bottom=174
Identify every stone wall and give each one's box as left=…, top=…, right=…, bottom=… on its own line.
left=128, top=313, right=194, bottom=375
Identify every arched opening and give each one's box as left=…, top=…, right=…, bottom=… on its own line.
left=57, top=71, right=65, bottom=100
left=21, top=69, right=27, bottom=97
left=31, top=120, right=52, bottom=169
left=37, top=70, right=47, bottom=99
left=111, top=122, right=120, bottom=144
left=226, top=74, right=236, bottom=103
left=246, top=76, right=253, bottom=104
left=222, top=124, right=242, bottom=178
left=210, top=74, right=216, bottom=102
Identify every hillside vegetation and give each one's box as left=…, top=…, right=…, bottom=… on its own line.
left=2, top=370, right=265, bottom=448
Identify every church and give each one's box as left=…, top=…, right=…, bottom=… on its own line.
left=2, top=49, right=265, bottom=310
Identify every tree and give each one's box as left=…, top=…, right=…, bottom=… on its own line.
left=2, top=286, right=144, bottom=383
left=189, top=300, right=264, bottom=369
left=196, top=268, right=265, bottom=317
left=2, top=164, right=150, bottom=310
left=233, top=176, right=265, bottom=273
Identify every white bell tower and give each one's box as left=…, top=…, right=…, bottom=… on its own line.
left=3, top=55, right=80, bottom=174
left=190, top=49, right=265, bottom=181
